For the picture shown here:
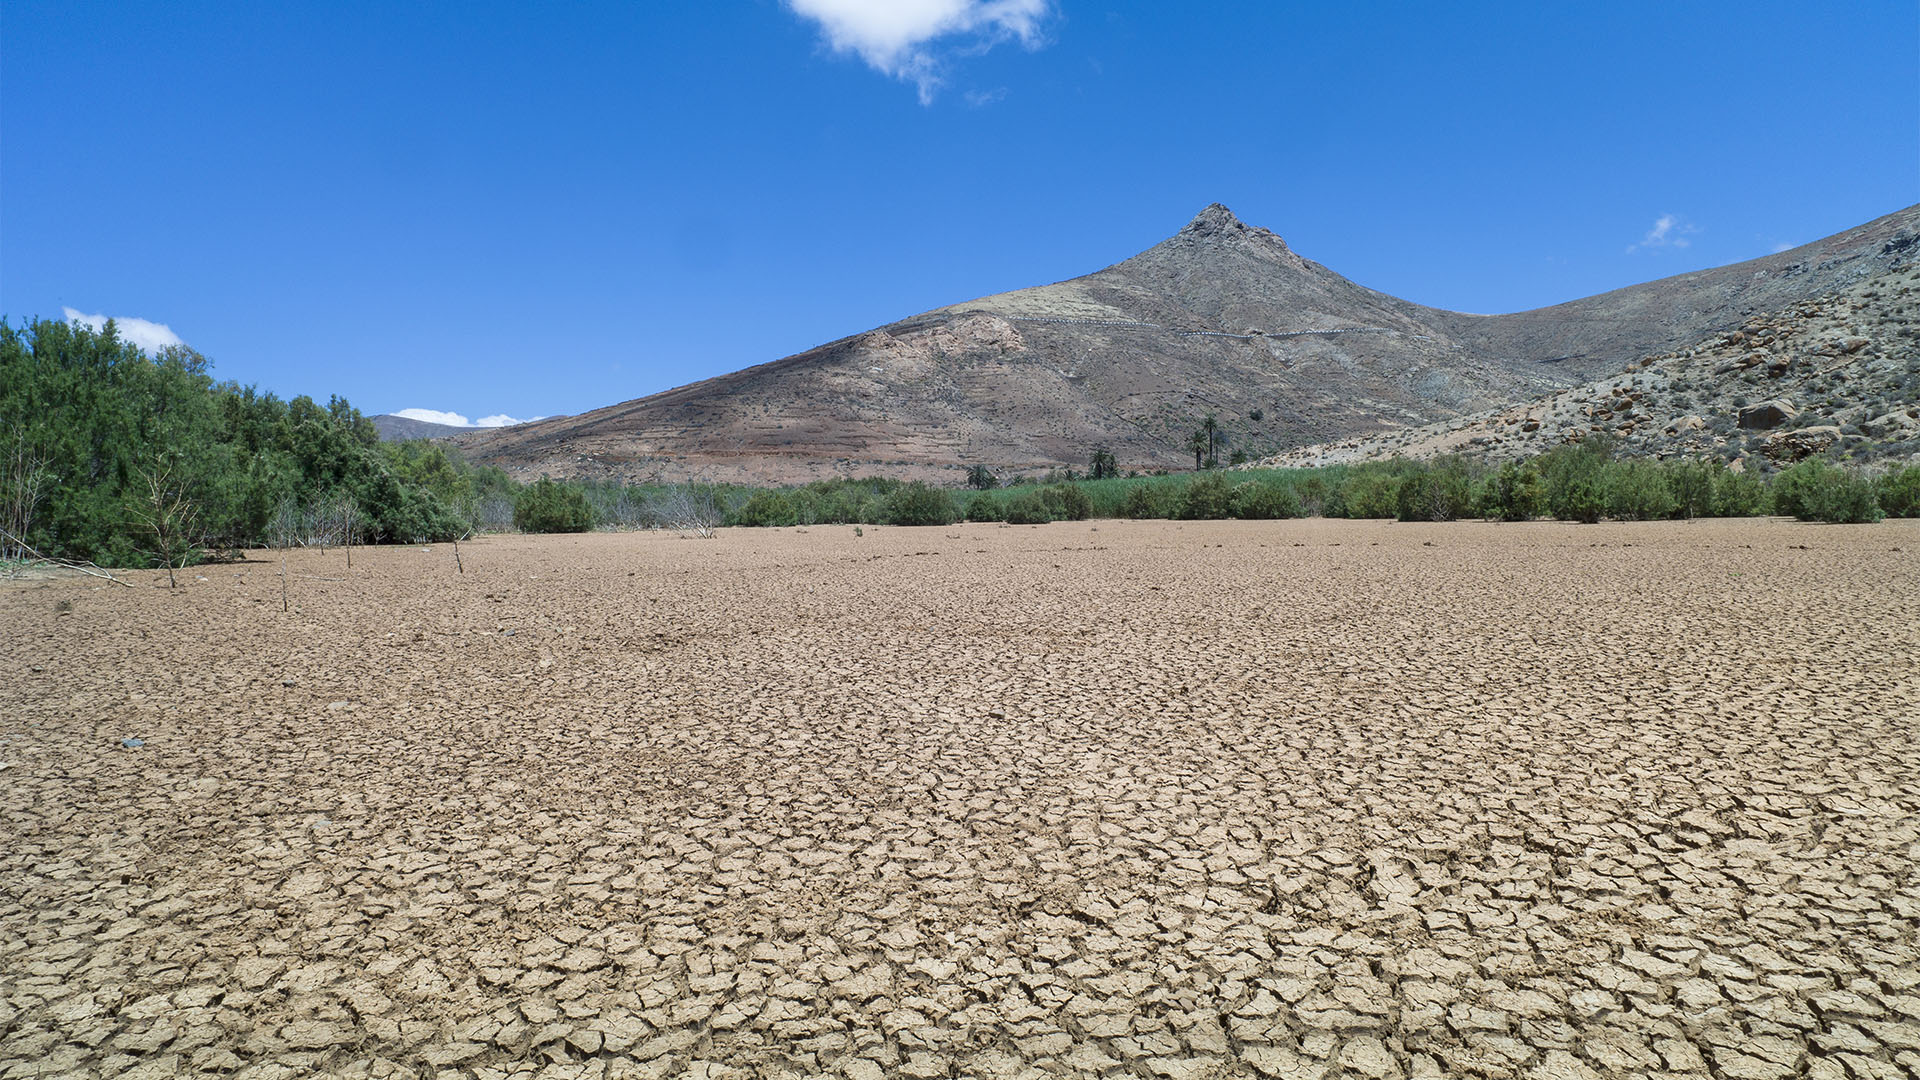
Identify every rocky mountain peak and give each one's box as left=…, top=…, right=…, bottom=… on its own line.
left=1177, top=202, right=1291, bottom=253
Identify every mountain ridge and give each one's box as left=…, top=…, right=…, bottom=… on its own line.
left=456, top=203, right=1919, bottom=484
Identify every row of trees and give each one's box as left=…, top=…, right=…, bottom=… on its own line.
left=1, top=317, right=513, bottom=569
left=708, top=447, right=1916, bottom=530
left=8, top=317, right=1908, bottom=567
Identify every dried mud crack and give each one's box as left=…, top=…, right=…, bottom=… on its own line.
left=2, top=520, right=1917, bottom=1080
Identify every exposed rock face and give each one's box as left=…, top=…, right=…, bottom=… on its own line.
left=460, top=203, right=1920, bottom=484
left=1765, top=425, right=1846, bottom=462
left=1738, top=400, right=1798, bottom=430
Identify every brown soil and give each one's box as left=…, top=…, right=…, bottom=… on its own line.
left=3, top=521, right=1917, bottom=1079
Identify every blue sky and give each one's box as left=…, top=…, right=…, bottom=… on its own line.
left=4, top=1, right=1915, bottom=426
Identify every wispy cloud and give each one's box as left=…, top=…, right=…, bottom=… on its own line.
left=785, top=0, right=1051, bottom=103
left=1625, top=213, right=1700, bottom=254
left=392, top=408, right=542, bottom=428
left=62, top=306, right=185, bottom=354
left=1770, top=240, right=1795, bottom=254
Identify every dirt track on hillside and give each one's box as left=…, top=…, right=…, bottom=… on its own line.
left=3, top=520, right=1917, bottom=1080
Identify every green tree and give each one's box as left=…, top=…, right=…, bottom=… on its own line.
left=1179, top=473, right=1236, bottom=519
left=964, top=464, right=999, bottom=490
left=1880, top=466, right=1920, bottom=517
left=1479, top=461, right=1542, bottom=522
left=1004, top=489, right=1053, bottom=524
left=882, top=481, right=957, bottom=526
left=1089, top=447, right=1118, bottom=480
left=514, top=479, right=594, bottom=533
left=1539, top=440, right=1611, bottom=523
left=1603, top=460, right=1679, bottom=521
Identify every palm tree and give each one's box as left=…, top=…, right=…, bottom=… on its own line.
left=1201, top=414, right=1223, bottom=468
left=1186, top=430, right=1208, bottom=470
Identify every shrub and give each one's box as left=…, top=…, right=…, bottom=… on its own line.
left=1712, top=469, right=1768, bottom=517
left=1042, top=484, right=1094, bottom=521
left=1233, top=481, right=1301, bottom=519
left=1294, top=474, right=1331, bottom=516
left=964, top=493, right=1002, bottom=522
left=1805, top=470, right=1885, bottom=524
left=1004, top=490, right=1053, bottom=524
left=1773, top=460, right=1884, bottom=523
left=1879, top=466, right=1920, bottom=517
left=732, top=489, right=798, bottom=528
left=1666, top=461, right=1719, bottom=519
left=1539, top=443, right=1608, bottom=523
left=882, top=481, right=957, bottom=526
left=1603, top=461, right=1679, bottom=521
left=1121, top=484, right=1167, bottom=519
left=1335, top=468, right=1402, bottom=518
left=513, top=479, right=594, bottom=533
left=1179, top=474, right=1237, bottom=519
left=1395, top=461, right=1473, bottom=522
left=1769, top=459, right=1827, bottom=520
left=1478, top=461, right=1542, bottom=522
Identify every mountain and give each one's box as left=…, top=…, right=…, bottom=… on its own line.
left=457, top=203, right=1920, bottom=485
left=1256, top=252, right=1920, bottom=469
left=371, top=414, right=472, bottom=441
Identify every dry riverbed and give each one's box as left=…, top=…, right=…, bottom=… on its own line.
left=2, top=519, right=1916, bottom=1080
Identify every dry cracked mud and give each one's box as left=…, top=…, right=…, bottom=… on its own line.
left=2, top=519, right=1917, bottom=1080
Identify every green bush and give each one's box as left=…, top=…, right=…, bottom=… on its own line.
left=1712, top=469, right=1769, bottom=517
left=1769, top=459, right=1827, bottom=520
left=1603, top=461, right=1679, bottom=521
left=732, top=489, right=798, bottom=528
left=1539, top=443, right=1609, bottom=523
left=1666, top=461, right=1719, bottom=519
left=1773, top=460, right=1884, bottom=523
left=1004, top=490, right=1053, bottom=524
left=1294, top=474, right=1332, bottom=516
left=1879, top=466, right=1920, bottom=517
left=881, top=481, right=957, bottom=526
left=1233, top=481, right=1301, bottom=519
left=513, top=478, right=594, bottom=533
left=1335, top=468, right=1402, bottom=518
left=1807, top=471, right=1885, bottom=524
left=1121, top=484, right=1166, bottom=519
left=1042, top=484, right=1094, bottom=521
left=1479, top=461, right=1542, bottom=522
left=1394, top=461, right=1473, bottom=522
left=964, top=493, right=1002, bottom=522
left=1179, top=473, right=1237, bottom=519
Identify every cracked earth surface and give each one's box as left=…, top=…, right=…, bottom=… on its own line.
left=2, top=519, right=1917, bottom=1080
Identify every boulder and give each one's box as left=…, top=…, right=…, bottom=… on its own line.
left=1738, top=400, right=1797, bottom=430
left=1763, top=425, right=1841, bottom=462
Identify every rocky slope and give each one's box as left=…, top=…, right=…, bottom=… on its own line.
left=458, top=203, right=1920, bottom=484
left=1254, top=257, right=1920, bottom=470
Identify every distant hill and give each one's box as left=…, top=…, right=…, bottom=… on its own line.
left=457, top=203, right=1920, bottom=484
left=371, top=414, right=471, bottom=442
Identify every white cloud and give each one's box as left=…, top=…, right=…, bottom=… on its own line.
left=62, top=306, right=186, bottom=354
left=1770, top=240, right=1794, bottom=254
left=1625, top=213, right=1700, bottom=254
left=785, top=0, right=1051, bottom=103
left=392, top=408, right=541, bottom=428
